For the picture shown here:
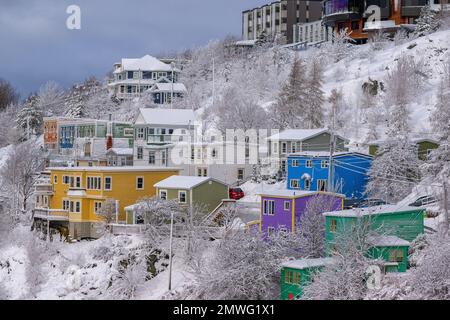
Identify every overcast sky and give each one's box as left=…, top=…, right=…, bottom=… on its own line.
left=0, top=0, right=269, bottom=98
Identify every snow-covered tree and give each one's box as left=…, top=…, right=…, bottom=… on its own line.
left=16, top=94, right=43, bottom=138
left=304, top=58, right=325, bottom=128
left=295, top=195, right=337, bottom=259
left=326, top=28, right=355, bottom=63
left=327, top=88, right=346, bottom=131
left=270, top=57, right=309, bottom=129
left=410, top=234, right=450, bottom=299
left=0, top=78, right=19, bottom=111
left=65, top=77, right=102, bottom=118
left=108, top=258, right=147, bottom=300
left=0, top=139, right=46, bottom=214
left=414, top=5, right=441, bottom=37
left=37, top=81, right=65, bottom=117
left=24, top=234, right=48, bottom=298
left=85, top=88, right=120, bottom=119
left=366, top=138, right=421, bottom=203
left=302, top=217, right=378, bottom=300
left=96, top=199, right=118, bottom=234
left=0, top=102, right=20, bottom=147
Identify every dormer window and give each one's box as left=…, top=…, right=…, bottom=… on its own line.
left=127, top=71, right=134, bottom=79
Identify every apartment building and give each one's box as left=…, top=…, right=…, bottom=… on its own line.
left=322, top=0, right=429, bottom=43
left=33, top=166, right=180, bottom=240
left=242, top=0, right=323, bottom=44
left=107, top=55, right=187, bottom=103
left=293, top=20, right=333, bottom=44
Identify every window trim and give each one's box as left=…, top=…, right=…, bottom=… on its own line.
left=321, top=160, right=329, bottom=168
left=284, top=201, right=290, bottom=211
left=290, top=179, right=300, bottom=189
left=292, top=159, right=299, bottom=167
left=136, top=176, right=144, bottom=190
left=159, top=189, right=168, bottom=200
left=94, top=201, right=103, bottom=215
left=104, top=176, right=112, bottom=191
left=178, top=190, right=187, bottom=204
left=54, top=175, right=58, bottom=184
left=330, top=218, right=337, bottom=232
left=305, top=160, right=313, bottom=168
left=317, top=179, right=327, bottom=192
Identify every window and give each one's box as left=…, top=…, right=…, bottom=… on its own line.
left=263, top=200, right=275, bottom=215
left=54, top=175, right=58, bottom=184
left=62, top=200, right=70, bottom=211
left=321, top=160, right=329, bottom=168
left=237, top=168, right=244, bottom=180
left=69, top=176, right=75, bottom=188
left=304, top=179, right=311, bottom=190
left=179, top=191, right=187, bottom=203
left=159, top=190, right=167, bottom=200
left=137, top=147, right=143, bottom=160
left=389, top=249, right=404, bottom=263
left=148, top=151, right=156, bottom=164
left=267, top=226, right=275, bottom=237
left=63, top=175, right=69, bottom=184
left=197, top=168, right=207, bottom=177
left=305, top=160, right=313, bottom=168
left=273, top=142, right=278, bottom=154
left=284, top=201, right=290, bottom=211
left=284, top=270, right=301, bottom=285
left=292, top=159, right=299, bottom=167
left=161, top=150, right=167, bottom=166
left=290, top=179, right=300, bottom=189
left=137, top=128, right=145, bottom=139
left=142, top=71, right=152, bottom=79
left=317, top=179, right=327, bottom=192
left=136, top=177, right=144, bottom=190
left=281, top=160, right=286, bottom=172
left=127, top=71, right=134, bottom=79
left=75, top=201, right=80, bottom=213
left=104, top=177, right=112, bottom=191
left=94, top=201, right=102, bottom=214
left=330, top=219, right=337, bottom=232
left=87, top=177, right=102, bottom=190
left=281, top=142, right=287, bottom=154
left=75, top=176, right=81, bottom=188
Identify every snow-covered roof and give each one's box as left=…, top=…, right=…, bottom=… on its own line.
left=259, top=190, right=345, bottom=198
left=368, top=137, right=439, bottom=146
left=115, top=55, right=178, bottom=73
left=323, top=204, right=423, bottom=217
left=154, top=175, right=227, bottom=189
left=47, top=166, right=181, bottom=172
left=267, top=129, right=348, bottom=142
left=149, top=83, right=187, bottom=93
left=288, top=151, right=373, bottom=159
left=107, top=148, right=133, bottom=156
left=135, top=108, right=196, bottom=126
left=368, top=235, right=410, bottom=247
left=282, top=258, right=335, bottom=270
left=235, top=40, right=257, bottom=46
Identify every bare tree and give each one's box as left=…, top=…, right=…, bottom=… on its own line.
left=96, top=199, right=118, bottom=234
left=0, top=78, right=19, bottom=111
left=0, top=139, right=46, bottom=215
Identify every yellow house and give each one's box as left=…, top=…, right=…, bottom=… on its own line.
left=33, top=166, right=180, bottom=240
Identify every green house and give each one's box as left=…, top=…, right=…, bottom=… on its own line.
left=154, top=175, right=229, bottom=214
left=367, top=235, right=410, bottom=273
left=368, top=138, right=439, bottom=161
left=280, top=258, right=335, bottom=300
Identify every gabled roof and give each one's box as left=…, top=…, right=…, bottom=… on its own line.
left=154, top=175, right=227, bottom=189
left=106, top=148, right=133, bottom=156
left=258, top=190, right=345, bottom=199
left=288, top=151, right=373, bottom=159
left=267, top=129, right=348, bottom=142
left=282, top=258, right=335, bottom=270
left=323, top=204, right=423, bottom=217
left=115, top=55, right=178, bottom=73
left=134, top=108, right=196, bottom=126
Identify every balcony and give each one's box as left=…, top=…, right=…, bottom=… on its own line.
left=401, top=0, right=427, bottom=16
left=35, top=184, right=54, bottom=196
left=33, top=208, right=69, bottom=221
left=323, top=0, right=362, bottom=26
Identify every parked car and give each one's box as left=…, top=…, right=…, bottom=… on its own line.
left=229, top=187, right=245, bottom=200
left=409, top=195, right=438, bottom=207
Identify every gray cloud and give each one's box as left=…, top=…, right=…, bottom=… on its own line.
left=0, top=0, right=269, bottom=98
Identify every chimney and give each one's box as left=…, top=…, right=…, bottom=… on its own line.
left=106, top=135, right=113, bottom=150
left=106, top=114, right=113, bottom=150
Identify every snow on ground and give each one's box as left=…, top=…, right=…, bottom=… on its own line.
left=239, top=180, right=285, bottom=203
left=0, top=144, right=12, bottom=169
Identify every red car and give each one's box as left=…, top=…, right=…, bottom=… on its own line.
left=229, top=187, right=245, bottom=200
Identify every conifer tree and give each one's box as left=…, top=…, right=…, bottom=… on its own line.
left=415, top=5, right=441, bottom=37
left=16, top=94, right=43, bottom=138
left=304, top=59, right=325, bottom=129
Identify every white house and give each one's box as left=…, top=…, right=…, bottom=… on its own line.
left=108, top=55, right=186, bottom=103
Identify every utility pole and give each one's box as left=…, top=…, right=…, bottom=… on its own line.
left=212, top=57, right=215, bottom=108
left=168, top=210, right=174, bottom=291
left=328, top=102, right=336, bottom=193
left=443, top=180, right=449, bottom=236
left=171, top=62, right=175, bottom=109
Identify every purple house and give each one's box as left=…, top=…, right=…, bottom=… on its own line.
left=259, top=190, right=344, bottom=235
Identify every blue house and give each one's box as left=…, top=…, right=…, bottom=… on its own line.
left=286, top=152, right=373, bottom=199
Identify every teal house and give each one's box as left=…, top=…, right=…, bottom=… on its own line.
left=367, top=235, right=410, bottom=273
left=280, top=258, right=334, bottom=300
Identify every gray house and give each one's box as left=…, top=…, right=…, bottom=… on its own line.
left=267, top=129, right=348, bottom=174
